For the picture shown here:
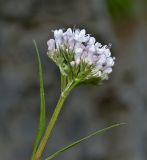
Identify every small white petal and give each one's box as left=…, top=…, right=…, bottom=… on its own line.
left=75, top=29, right=80, bottom=35
left=68, top=38, right=75, bottom=50
left=89, top=44, right=95, bottom=52
left=63, top=35, right=68, bottom=43
left=54, top=29, right=63, bottom=39
left=79, top=29, right=86, bottom=36
left=66, top=28, right=72, bottom=35
left=106, top=57, right=115, bottom=66
left=84, top=34, right=90, bottom=42
left=92, top=55, right=98, bottom=62
left=75, top=48, right=83, bottom=55
left=74, top=42, right=81, bottom=49
left=104, top=48, right=111, bottom=57
left=96, top=64, right=103, bottom=70
left=96, top=48, right=104, bottom=55
left=80, top=44, right=85, bottom=50
left=97, top=55, right=106, bottom=65
left=95, top=42, right=102, bottom=48
left=103, top=67, right=112, bottom=74
left=63, top=28, right=73, bottom=43
left=74, top=29, right=89, bottom=42
left=56, top=39, right=63, bottom=48
left=88, top=37, right=96, bottom=45
left=47, top=39, right=55, bottom=51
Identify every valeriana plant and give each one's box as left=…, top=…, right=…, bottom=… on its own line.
left=31, top=28, right=124, bottom=160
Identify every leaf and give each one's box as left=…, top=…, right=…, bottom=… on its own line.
left=31, top=40, right=46, bottom=160
left=45, top=123, right=125, bottom=160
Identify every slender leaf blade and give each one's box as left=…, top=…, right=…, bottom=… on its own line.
left=31, top=40, right=46, bottom=160
left=45, top=123, right=125, bottom=160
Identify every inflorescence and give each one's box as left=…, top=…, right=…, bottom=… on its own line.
left=47, top=28, right=115, bottom=84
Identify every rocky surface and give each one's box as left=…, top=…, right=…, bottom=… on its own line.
left=0, top=0, right=147, bottom=160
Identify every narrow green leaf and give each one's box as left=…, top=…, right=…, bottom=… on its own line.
left=45, top=123, right=125, bottom=160
left=31, top=40, right=46, bottom=160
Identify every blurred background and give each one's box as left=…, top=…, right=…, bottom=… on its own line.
left=0, top=0, right=147, bottom=159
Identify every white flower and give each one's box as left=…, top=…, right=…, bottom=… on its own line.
left=103, top=67, right=112, bottom=74
left=104, top=49, right=111, bottom=57
left=89, top=45, right=96, bottom=53
left=47, top=39, right=55, bottom=51
left=54, top=29, right=63, bottom=39
left=75, top=47, right=83, bottom=55
left=88, top=37, right=96, bottom=45
left=54, top=29, right=64, bottom=48
left=74, top=29, right=89, bottom=42
left=97, top=54, right=106, bottom=65
left=95, top=42, right=102, bottom=51
left=64, top=28, right=73, bottom=37
left=68, top=38, right=75, bottom=50
left=47, top=28, right=115, bottom=82
left=106, top=57, right=115, bottom=67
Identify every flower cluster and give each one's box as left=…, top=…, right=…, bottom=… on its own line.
left=47, top=28, right=115, bottom=84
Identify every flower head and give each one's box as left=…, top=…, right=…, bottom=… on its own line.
left=47, top=28, right=115, bottom=85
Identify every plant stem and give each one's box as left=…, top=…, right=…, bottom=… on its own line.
left=61, top=74, right=66, bottom=92
left=34, top=81, right=76, bottom=160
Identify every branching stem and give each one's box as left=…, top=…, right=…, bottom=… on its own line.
left=34, top=81, right=77, bottom=160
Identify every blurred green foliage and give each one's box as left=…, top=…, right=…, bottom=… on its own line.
left=106, top=0, right=134, bottom=22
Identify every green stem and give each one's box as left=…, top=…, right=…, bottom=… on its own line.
left=34, top=81, right=76, bottom=160
left=61, top=74, right=66, bottom=92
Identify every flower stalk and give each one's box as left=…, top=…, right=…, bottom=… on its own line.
left=34, top=80, right=77, bottom=160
